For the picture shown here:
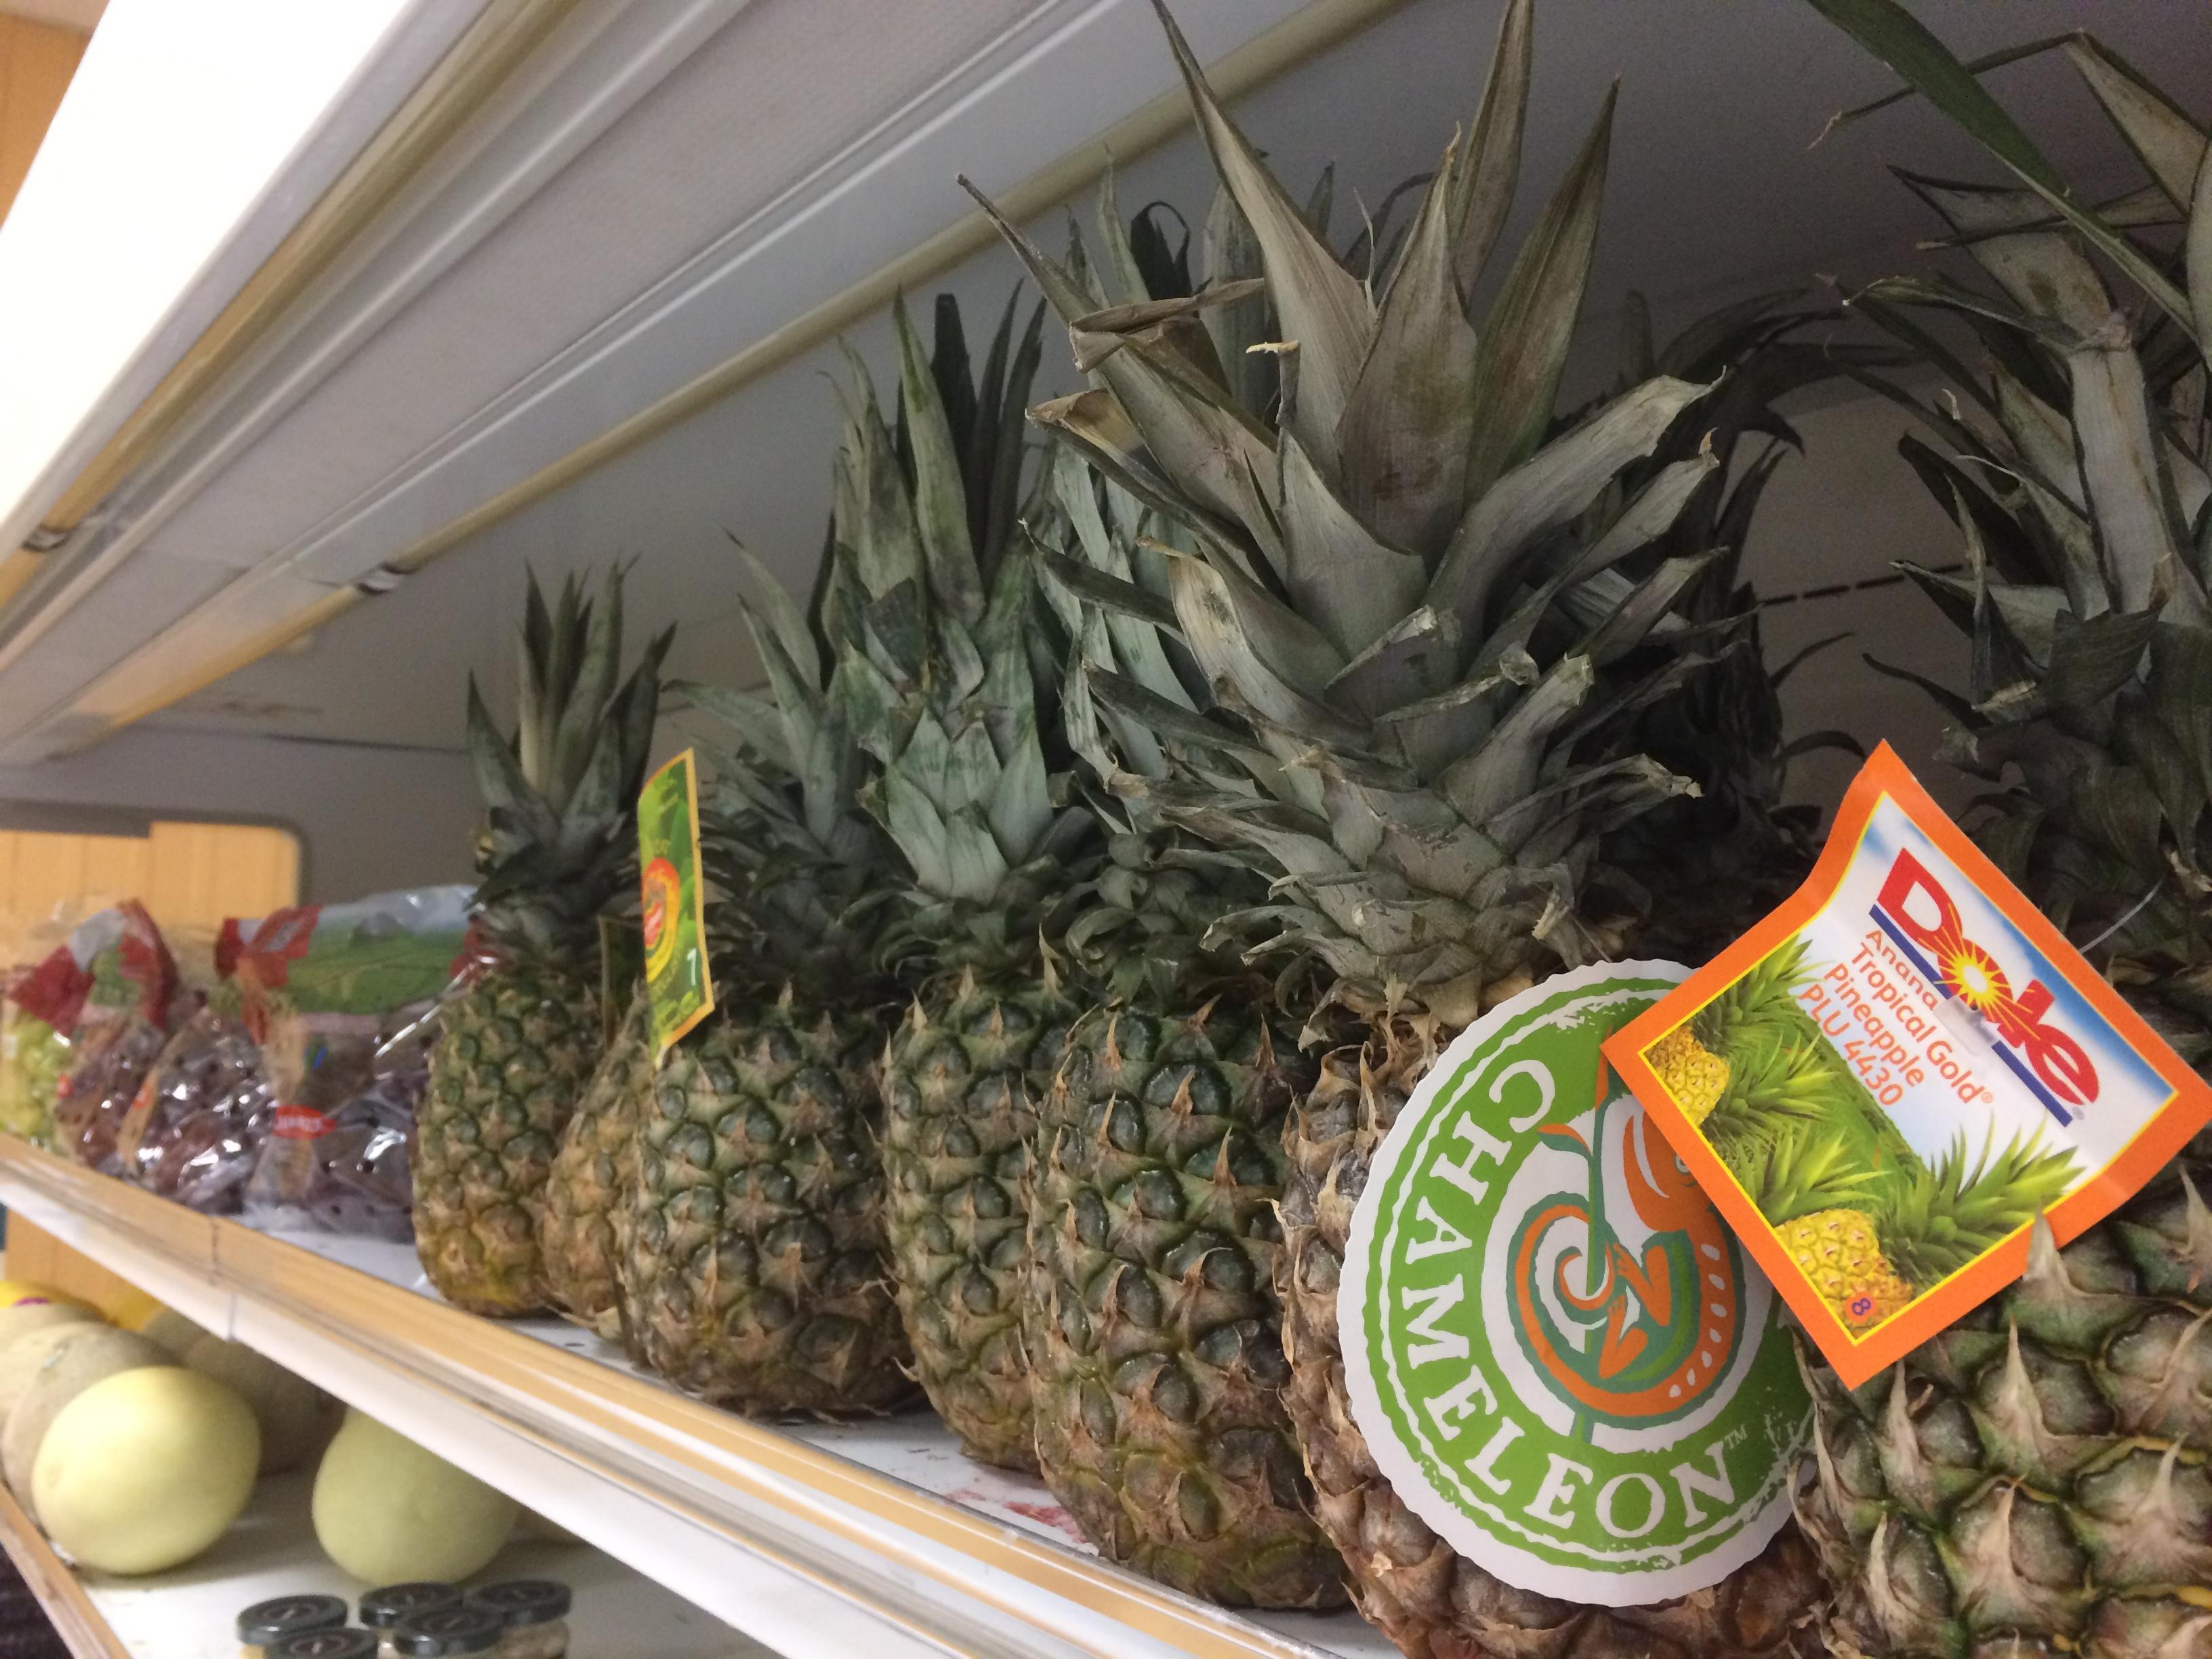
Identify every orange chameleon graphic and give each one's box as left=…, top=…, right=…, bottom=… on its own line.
left=1509, top=1062, right=1742, bottom=1429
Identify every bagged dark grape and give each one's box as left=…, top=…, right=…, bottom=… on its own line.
left=34, top=903, right=184, bottom=1172
left=229, top=888, right=468, bottom=1239
left=53, top=1013, right=178, bottom=1175
left=116, top=1006, right=272, bottom=1212
left=247, top=1004, right=433, bottom=1242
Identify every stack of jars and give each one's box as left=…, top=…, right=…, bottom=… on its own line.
left=237, top=1580, right=570, bottom=1659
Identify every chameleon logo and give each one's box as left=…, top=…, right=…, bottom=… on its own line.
left=1509, top=1066, right=1743, bottom=1428
left=1342, top=965, right=1807, bottom=1603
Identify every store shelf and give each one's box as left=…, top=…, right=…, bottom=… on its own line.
left=0, top=1140, right=1390, bottom=1659
left=0, top=1465, right=764, bottom=1659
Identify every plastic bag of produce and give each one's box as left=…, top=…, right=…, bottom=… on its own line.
left=233, top=888, right=470, bottom=1238
left=117, top=1000, right=272, bottom=1211
left=41, top=905, right=186, bottom=1172
left=0, top=989, right=70, bottom=1145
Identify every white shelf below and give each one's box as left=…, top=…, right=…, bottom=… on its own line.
left=79, top=1473, right=761, bottom=1659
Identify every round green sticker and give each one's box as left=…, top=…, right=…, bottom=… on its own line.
left=1340, top=962, right=1810, bottom=1605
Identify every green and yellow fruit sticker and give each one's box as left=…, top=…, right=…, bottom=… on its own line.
left=636, top=748, right=713, bottom=1059
left=1341, top=962, right=1810, bottom=1605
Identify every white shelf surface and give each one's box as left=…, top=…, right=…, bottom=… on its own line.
left=0, top=1143, right=1393, bottom=1659
left=79, top=1473, right=760, bottom=1659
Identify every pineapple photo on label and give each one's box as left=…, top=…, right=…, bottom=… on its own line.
left=415, top=568, right=671, bottom=1317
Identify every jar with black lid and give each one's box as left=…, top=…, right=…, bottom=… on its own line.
left=270, top=1631, right=380, bottom=1659
left=465, top=1580, right=571, bottom=1658
left=390, top=1607, right=504, bottom=1658
left=360, top=1584, right=462, bottom=1658
left=237, top=1595, right=348, bottom=1659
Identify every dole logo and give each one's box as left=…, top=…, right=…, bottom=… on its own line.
left=1873, top=848, right=2097, bottom=1123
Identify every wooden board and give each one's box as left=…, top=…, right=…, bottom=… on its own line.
left=0, top=15, right=87, bottom=225
left=0, top=821, right=298, bottom=964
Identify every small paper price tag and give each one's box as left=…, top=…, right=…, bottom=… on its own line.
left=637, top=749, right=714, bottom=1059
left=1605, top=744, right=2212, bottom=1387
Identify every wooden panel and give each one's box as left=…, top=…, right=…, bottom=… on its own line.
left=75, top=832, right=148, bottom=915
left=144, top=820, right=299, bottom=931
left=0, top=16, right=86, bottom=224
left=3, top=1214, right=140, bottom=1317
left=0, top=823, right=295, bottom=964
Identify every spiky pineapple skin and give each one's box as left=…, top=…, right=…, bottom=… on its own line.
left=1797, top=1135, right=2212, bottom=1659
left=882, top=966, right=1069, bottom=1471
left=1279, top=1009, right=1826, bottom=1659
left=1029, top=991, right=1345, bottom=1608
left=416, top=961, right=602, bottom=1315
left=622, top=991, right=910, bottom=1414
left=540, top=996, right=653, bottom=1340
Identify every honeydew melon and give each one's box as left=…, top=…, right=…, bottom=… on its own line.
left=0, top=1303, right=98, bottom=1360
left=312, top=1410, right=516, bottom=1584
left=33, top=1367, right=259, bottom=1574
left=0, top=1324, right=117, bottom=1431
left=2, top=1330, right=169, bottom=1512
left=182, top=1336, right=340, bottom=1474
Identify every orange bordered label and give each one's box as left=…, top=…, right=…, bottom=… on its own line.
left=1604, top=743, right=2212, bottom=1387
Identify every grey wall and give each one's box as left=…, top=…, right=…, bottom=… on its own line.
left=0, top=725, right=476, bottom=902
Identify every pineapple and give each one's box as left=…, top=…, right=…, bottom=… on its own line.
left=615, top=522, right=918, bottom=1416
left=1738, top=1128, right=1904, bottom=1326
left=1778, top=1209, right=1912, bottom=1330
left=628, top=990, right=907, bottom=1412
left=1647, top=1024, right=1731, bottom=1126
left=539, top=989, right=653, bottom=1339
left=838, top=293, right=1090, bottom=1469
left=975, top=0, right=1826, bottom=1645
left=1782, top=12, right=2212, bottom=1652
left=417, top=568, right=670, bottom=1316
left=1025, top=414, right=1345, bottom=1603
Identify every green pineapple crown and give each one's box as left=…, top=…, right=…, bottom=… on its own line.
left=970, top=0, right=1747, bottom=1024
left=1740, top=1118, right=2076, bottom=1286
left=1809, top=1, right=2212, bottom=1060
left=1694, top=936, right=1856, bottom=1148
left=673, top=531, right=893, bottom=1002
left=1593, top=290, right=1893, bottom=960
left=825, top=289, right=1094, bottom=979
left=468, top=564, right=672, bottom=962
left=1027, top=179, right=1290, bottom=1005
